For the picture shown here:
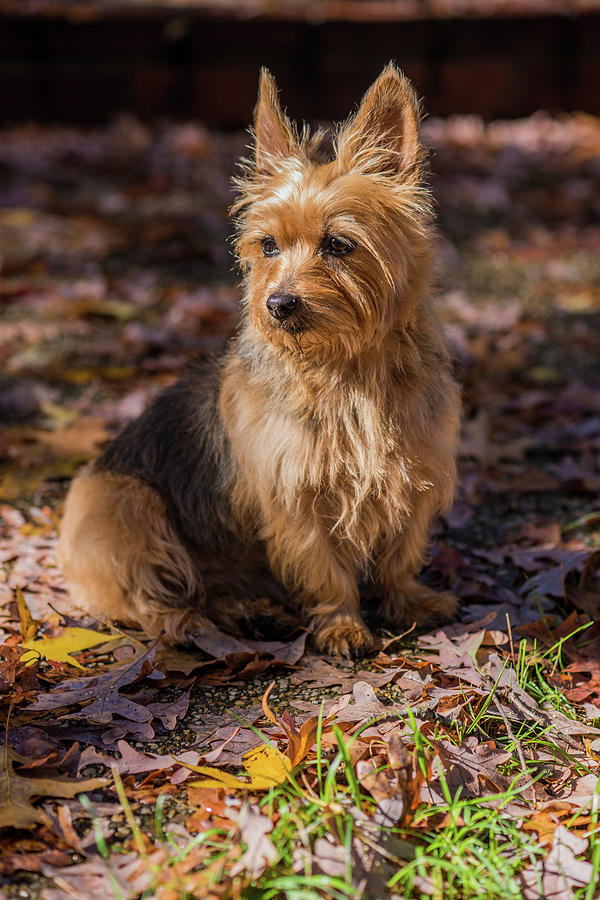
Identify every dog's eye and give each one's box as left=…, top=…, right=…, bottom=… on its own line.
left=261, top=236, right=280, bottom=257
left=324, top=235, right=354, bottom=257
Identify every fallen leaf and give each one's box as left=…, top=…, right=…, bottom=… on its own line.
left=312, top=837, right=347, bottom=878
left=186, top=743, right=291, bottom=791
left=40, top=853, right=146, bottom=900
left=290, top=655, right=395, bottom=691
left=261, top=682, right=321, bottom=767
left=332, top=681, right=390, bottom=724
left=190, top=628, right=308, bottom=675
left=0, top=746, right=106, bottom=831
left=78, top=739, right=200, bottom=777
left=428, top=737, right=513, bottom=796
left=16, top=587, right=37, bottom=643
left=27, top=644, right=160, bottom=731
left=521, top=826, right=593, bottom=900
left=356, top=758, right=405, bottom=827
left=21, top=627, right=112, bottom=669
left=522, top=805, right=592, bottom=847
left=230, top=803, right=277, bottom=879
left=357, top=733, right=426, bottom=828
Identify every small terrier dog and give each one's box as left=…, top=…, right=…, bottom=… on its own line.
left=58, top=63, right=461, bottom=657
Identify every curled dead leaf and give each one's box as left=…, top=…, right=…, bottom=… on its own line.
left=261, top=681, right=324, bottom=767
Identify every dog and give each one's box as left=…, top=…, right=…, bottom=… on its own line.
left=57, top=63, right=461, bottom=657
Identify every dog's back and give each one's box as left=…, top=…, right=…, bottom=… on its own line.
left=96, top=355, right=234, bottom=550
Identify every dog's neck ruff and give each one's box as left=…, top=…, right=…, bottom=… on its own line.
left=222, top=327, right=439, bottom=544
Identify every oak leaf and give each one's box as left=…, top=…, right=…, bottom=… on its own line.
left=0, top=746, right=107, bottom=831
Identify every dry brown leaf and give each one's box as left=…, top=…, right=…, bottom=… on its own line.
left=229, top=803, right=277, bottom=879
left=16, top=586, right=38, bottom=643
left=0, top=746, right=107, bottom=831
left=521, top=826, right=593, bottom=900
left=40, top=853, right=146, bottom=900
left=28, top=417, right=108, bottom=459
left=312, top=837, right=347, bottom=878
left=522, top=805, right=592, bottom=847
left=356, top=733, right=427, bottom=828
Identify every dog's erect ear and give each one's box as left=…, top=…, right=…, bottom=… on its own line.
left=336, top=63, right=421, bottom=179
left=253, top=68, right=297, bottom=173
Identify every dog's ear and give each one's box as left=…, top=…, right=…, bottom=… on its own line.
left=253, top=68, right=297, bottom=173
left=336, top=63, right=421, bottom=179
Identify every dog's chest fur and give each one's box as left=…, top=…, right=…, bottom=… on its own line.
left=221, top=339, right=429, bottom=555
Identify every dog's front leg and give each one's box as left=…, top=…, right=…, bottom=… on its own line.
left=375, top=491, right=459, bottom=630
left=263, top=501, right=374, bottom=658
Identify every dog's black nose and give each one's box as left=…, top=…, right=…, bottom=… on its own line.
left=266, top=292, right=300, bottom=320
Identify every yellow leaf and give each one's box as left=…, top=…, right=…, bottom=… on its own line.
left=16, top=588, right=37, bottom=644
left=186, top=743, right=292, bottom=791
left=75, top=298, right=137, bottom=322
left=21, top=627, right=111, bottom=669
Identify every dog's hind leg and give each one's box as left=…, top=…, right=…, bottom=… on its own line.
left=57, top=467, right=210, bottom=643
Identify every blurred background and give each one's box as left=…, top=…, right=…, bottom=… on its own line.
left=1, top=0, right=600, bottom=627
left=2, top=0, right=600, bottom=123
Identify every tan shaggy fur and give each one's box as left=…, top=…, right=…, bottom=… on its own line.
left=58, top=63, right=461, bottom=656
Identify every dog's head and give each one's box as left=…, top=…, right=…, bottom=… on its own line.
left=234, top=63, right=432, bottom=361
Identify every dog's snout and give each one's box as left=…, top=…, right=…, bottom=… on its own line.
left=266, top=292, right=300, bottom=320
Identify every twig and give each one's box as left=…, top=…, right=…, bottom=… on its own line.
left=501, top=687, right=582, bottom=751
left=352, top=827, right=410, bottom=867
left=505, top=612, right=516, bottom=667
left=479, top=670, right=583, bottom=754
left=491, top=695, right=535, bottom=805
left=380, top=622, right=417, bottom=652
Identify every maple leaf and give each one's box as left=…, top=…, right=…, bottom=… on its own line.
left=21, top=627, right=113, bottom=669
left=17, top=585, right=113, bottom=669
left=0, top=746, right=106, bottom=831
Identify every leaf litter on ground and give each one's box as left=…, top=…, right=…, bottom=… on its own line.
left=1, top=111, right=600, bottom=897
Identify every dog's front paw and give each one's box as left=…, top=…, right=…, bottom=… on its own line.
left=313, top=614, right=376, bottom=659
